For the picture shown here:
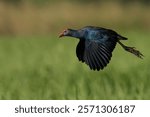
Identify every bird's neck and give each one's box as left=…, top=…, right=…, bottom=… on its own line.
left=69, top=29, right=81, bottom=39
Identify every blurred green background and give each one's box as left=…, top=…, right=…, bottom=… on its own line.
left=0, top=0, right=149, bottom=100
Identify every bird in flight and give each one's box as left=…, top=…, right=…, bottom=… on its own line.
left=59, top=26, right=143, bottom=71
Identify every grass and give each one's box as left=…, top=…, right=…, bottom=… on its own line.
left=0, top=30, right=149, bottom=100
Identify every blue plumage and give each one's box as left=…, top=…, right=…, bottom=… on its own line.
left=59, top=26, right=143, bottom=71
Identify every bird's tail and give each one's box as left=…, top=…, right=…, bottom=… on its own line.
left=118, top=41, right=144, bottom=59
left=117, top=34, right=128, bottom=40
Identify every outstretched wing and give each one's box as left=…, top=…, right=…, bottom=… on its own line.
left=76, top=40, right=85, bottom=62
left=76, top=39, right=116, bottom=71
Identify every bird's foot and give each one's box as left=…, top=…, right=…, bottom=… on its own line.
left=124, top=46, right=144, bottom=59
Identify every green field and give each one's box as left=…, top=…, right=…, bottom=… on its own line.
left=0, top=30, right=149, bottom=100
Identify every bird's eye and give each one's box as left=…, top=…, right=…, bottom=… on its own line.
left=64, top=30, right=67, bottom=34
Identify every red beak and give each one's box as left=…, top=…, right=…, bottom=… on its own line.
left=59, top=32, right=64, bottom=38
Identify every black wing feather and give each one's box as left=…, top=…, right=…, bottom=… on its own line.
left=76, top=40, right=85, bottom=62
left=76, top=40, right=116, bottom=71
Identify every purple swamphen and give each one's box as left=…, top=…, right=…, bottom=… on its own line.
left=59, top=26, right=143, bottom=71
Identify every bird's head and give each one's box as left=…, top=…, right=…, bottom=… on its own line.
left=59, top=29, right=70, bottom=38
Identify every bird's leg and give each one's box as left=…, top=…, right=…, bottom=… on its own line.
left=118, top=41, right=144, bottom=59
